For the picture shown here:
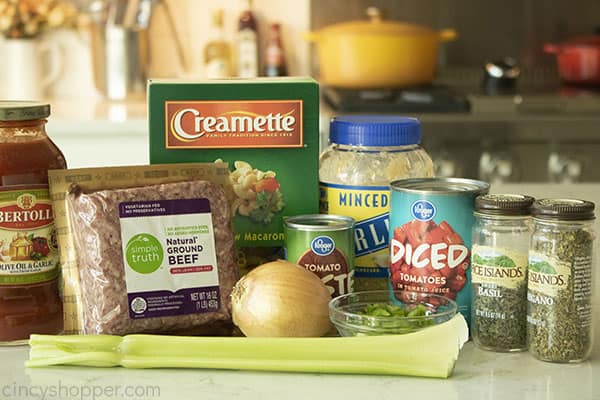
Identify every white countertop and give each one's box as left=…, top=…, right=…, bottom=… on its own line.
left=43, top=98, right=149, bottom=168
left=0, top=339, right=598, bottom=400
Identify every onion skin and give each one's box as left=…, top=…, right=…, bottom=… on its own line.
left=231, top=260, right=333, bottom=337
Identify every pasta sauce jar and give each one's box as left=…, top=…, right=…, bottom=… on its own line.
left=0, top=101, right=66, bottom=344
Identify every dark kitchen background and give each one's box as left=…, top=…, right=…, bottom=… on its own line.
left=312, top=0, right=600, bottom=76
left=0, top=0, right=598, bottom=182
left=313, top=0, right=600, bottom=184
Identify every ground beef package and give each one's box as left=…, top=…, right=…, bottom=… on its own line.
left=48, top=163, right=237, bottom=335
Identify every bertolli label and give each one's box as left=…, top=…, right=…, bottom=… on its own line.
left=0, top=187, right=59, bottom=285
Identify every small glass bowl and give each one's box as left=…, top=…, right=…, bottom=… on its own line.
left=329, top=290, right=457, bottom=336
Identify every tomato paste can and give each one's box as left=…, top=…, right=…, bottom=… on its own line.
left=283, top=214, right=355, bottom=297
left=389, top=178, right=490, bottom=324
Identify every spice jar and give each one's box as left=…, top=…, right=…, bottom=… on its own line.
left=0, top=101, right=66, bottom=344
left=471, top=194, right=534, bottom=352
left=319, top=116, right=434, bottom=292
left=527, top=199, right=595, bottom=363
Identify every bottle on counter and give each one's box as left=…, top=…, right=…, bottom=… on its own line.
left=527, top=199, right=595, bottom=363
left=0, top=101, right=66, bottom=344
left=236, top=0, right=259, bottom=78
left=204, top=9, right=232, bottom=79
left=471, top=194, right=534, bottom=353
left=319, top=116, right=434, bottom=292
left=263, top=23, right=287, bottom=77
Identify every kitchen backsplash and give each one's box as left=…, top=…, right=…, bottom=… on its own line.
left=149, top=0, right=310, bottom=78
left=310, top=0, right=600, bottom=83
left=3, top=1, right=597, bottom=98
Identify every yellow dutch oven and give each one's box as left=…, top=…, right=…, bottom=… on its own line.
left=305, top=7, right=457, bottom=88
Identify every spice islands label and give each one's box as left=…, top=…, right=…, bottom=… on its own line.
left=471, top=245, right=527, bottom=289
left=165, top=100, right=303, bottom=149
left=528, top=251, right=570, bottom=297
left=0, top=187, right=59, bottom=285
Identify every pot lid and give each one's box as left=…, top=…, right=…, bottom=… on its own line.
left=319, top=7, right=435, bottom=37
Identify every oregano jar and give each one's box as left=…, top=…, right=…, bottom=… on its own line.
left=527, top=199, right=595, bottom=363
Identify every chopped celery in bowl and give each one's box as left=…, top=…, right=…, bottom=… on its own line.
left=329, top=290, right=457, bottom=336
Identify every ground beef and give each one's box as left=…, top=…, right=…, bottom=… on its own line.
left=68, top=180, right=237, bottom=335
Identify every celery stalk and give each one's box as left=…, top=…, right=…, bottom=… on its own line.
left=27, top=313, right=468, bottom=378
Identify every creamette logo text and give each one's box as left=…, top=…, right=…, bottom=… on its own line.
left=171, top=108, right=296, bottom=141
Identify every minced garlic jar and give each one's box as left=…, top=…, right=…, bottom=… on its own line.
left=319, top=116, right=434, bottom=292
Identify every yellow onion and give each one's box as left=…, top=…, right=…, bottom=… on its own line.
left=231, top=260, right=332, bottom=337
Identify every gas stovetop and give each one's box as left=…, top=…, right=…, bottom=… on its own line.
left=322, top=85, right=471, bottom=113
left=322, top=84, right=600, bottom=116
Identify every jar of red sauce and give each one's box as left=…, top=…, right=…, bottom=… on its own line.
left=0, top=101, right=66, bottom=344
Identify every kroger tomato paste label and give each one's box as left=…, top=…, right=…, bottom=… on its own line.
left=165, top=100, right=303, bottom=149
left=283, top=215, right=355, bottom=297
left=0, top=186, right=59, bottom=285
left=389, top=179, right=488, bottom=324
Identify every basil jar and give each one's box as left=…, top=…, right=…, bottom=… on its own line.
left=527, top=199, right=595, bottom=363
left=471, top=194, right=534, bottom=352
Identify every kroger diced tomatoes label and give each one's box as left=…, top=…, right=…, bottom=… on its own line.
left=389, top=191, right=479, bottom=324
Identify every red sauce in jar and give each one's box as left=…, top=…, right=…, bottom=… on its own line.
left=0, top=103, right=66, bottom=344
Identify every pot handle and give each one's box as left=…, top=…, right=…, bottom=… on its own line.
left=543, top=43, right=560, bottom=54
left=439, top=29, right=458, bottom=42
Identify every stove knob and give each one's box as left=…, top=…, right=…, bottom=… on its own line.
left=548, top=152, right=582, bottom=183
left=434, top=158, right=456, bottom=177
left=479, top=151, right=514, bottom=183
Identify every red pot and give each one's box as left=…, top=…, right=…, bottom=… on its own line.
left=544, top=35, right=600, bottom=85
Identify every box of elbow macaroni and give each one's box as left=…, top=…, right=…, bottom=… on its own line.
left=148, top=77, right=320, bottom=271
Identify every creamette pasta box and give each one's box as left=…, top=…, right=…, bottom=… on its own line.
left=148, top=78, right=320, bottom=262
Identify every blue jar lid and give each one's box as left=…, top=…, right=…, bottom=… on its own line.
left=329, top=115, right=421, bottom=146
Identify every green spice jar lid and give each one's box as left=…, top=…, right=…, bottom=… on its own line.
left=0, top=101, right=51, bottom=121
left=532, top=198, right=595, bottom=221
left=475, top=194, right=535, bottom=215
